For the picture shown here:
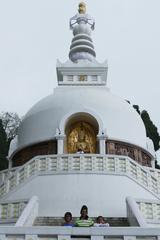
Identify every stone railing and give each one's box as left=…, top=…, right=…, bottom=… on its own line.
left=0, top=154, right=159, bottom=199
left=0, top=169, right=9, bottom=184
left=145, top=166, right=160, bottom=182
left=0, top=167, right=19, bottom=184
left=136, top=198, right=160, bottom=227
left=0, top=199, right=28, bottom=224
left=0, top=226, right=159, bottom=240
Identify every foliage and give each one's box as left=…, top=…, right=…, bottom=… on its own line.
left=132, top=104, right=160, bottom=168
left=133, top=105, right=140, bottom=115
left=125, top=100, right=131, bottom=104
left=141, top=110, right=160, bottom=151
left=155, top=159, right=160, bottom=169
left=0, top=112, right=21, bottom=170
left=0, top=112, right=21, bottom=143
left=0, top=119, right=8, bottom=170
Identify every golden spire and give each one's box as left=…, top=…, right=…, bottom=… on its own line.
left=78, top=2, right=86, bottom=14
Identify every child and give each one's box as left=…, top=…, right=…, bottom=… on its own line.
left=94, top=216, right=110, bottom=227
left=63, top=212, right=74, bottom=226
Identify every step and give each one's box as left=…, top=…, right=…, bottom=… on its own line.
left=34, top=217, right=129, bottom=227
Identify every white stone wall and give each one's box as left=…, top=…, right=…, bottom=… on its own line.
left=4, top=173, right=157, bottom=218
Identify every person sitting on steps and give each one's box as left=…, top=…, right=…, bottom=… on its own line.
left=94, top=216, right=110, bottom=227
left=63, top=212, right=74, bottom=227
left=76, top=205, right=94, bottom=227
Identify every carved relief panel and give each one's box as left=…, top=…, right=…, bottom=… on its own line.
left=106, top=140, right=152, bottom=167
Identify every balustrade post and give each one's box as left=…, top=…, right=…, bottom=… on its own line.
left=0, top=204, right=2, bottom=220
left=146, top=173, right=153, bottom=192
left=92, top=156, right=97, bottom=171
left=124, top=237, right=136, bottom=240
left=0, top=235, right=6, bottom=240
left=68, top=156, right=73, bottom=171
left=115, top=157, right=120, bottom=172
left=6, top=179, right=10, bottom=194
left=45, top=157, right=49, bottom=171
left=2, top=173, right=5, bottom=182
left=16, top=172, right=20, bottom=186
left=157, top=181, right=160, bottom=194
left=152, top=203, right=158, bottom=220
left=25, top=235, right=38, bottom=240
left=80, top=155, right=85, bottom=171
left=24, top=164, right=30, bottom=179
left=57, top=156, right=62, bottom=171
left=136, top=166, right=142, bottom=182
left=37, top=158, right=40, bottom=172
left=8, top=203, right=13, bottom=219
left=58, top=235, right=71, bottom=240
left=47, top=157, right=52, bottom=171
left=91, top=236, right=104, bottom=240
left=125, top=158, right=131, bottom=174
left=139, top=202, right=147, bottom=219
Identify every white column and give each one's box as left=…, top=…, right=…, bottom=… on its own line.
left=56, top=134, right=66, bottom=154
left=97, top=134, right=107, bottom=154
left=8, top=159, right=12, bottom=169
left=151, top=158, right=155, bottom=168
left=7, top=156, right=12, bottom=170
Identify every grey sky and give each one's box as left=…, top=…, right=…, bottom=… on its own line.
left=0, top=0, right=159, bottom=135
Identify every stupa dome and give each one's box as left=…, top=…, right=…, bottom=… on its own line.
left=15, top=86, right=147, bottom=153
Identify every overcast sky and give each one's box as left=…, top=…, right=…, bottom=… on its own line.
left=0, top=0, right=160, bottom=136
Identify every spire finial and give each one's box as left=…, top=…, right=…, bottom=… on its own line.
left=69, top=3, right=96, bottom=63
left=78, top=2, right=86, bottom=14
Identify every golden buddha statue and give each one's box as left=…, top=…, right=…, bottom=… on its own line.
left=78, top=2, right=86, bottom=14
left=67, top=122, right=96, bottom=153
left=75, top=123, right=90, bottom=153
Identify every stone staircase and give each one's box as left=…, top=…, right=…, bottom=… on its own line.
left=34, top=217, right=130, bottom=227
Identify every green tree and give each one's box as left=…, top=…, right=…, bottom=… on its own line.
left=0, top=112, right=21, bottom=170
left=133, top=105, right=140, bottom=115
left=155, top=157, right=160, bottom=169
left=0, top=119, right=8, bottom=170
left=132, top=104, right=160, bottom=168
left=0, top=112, right=21, bottom=144
left=141, top=110, right=160, bottom=151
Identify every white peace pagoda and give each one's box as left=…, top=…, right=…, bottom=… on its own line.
left=0, top=2, right=160, bottom=239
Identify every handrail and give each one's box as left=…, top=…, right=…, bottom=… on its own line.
left=0, top=226, right=159, bottom=238
left=16, top=196, right=39, bottom=227
left=126, top=196, right=147, bottom=227
left=0, top=154, right=159, bottom=199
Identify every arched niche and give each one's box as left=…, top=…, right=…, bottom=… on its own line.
left=64, top=112, right=99, bottom=153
